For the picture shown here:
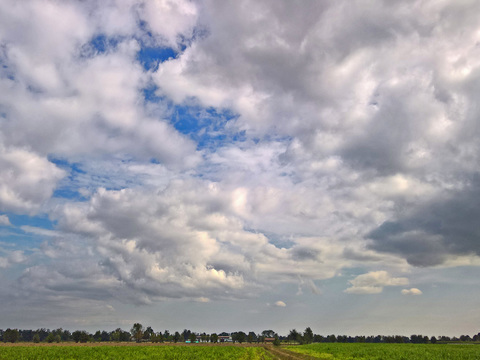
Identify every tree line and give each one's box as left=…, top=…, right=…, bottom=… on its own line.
left=285, top=328, right=480, bottom=345
left=1, top=325, right=479, bottom=345
left=0, top=325, right=278, bottom=344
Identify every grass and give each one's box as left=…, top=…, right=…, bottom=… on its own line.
left=285, top=343, right=480, bottom=360
left=0, top=344, right=274, bottom=360
left=6, top=342, right=479, bottom=360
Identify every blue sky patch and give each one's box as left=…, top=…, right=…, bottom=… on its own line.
left=171, top=103, right=243, bottom=150
left=49, top=158, right=90, bottom=201
left=80, top=34, right=122, bottom=58
left=7, top=213, right=56, bottom=230
left=141, top=88, right=244, bottom=150
left=90, top=35, right=119, bottom=53
left=50, top=158, right=86, bottom=175
left=137, top=47, right=177, bottom=71
left=143, top=84, right=162, bottom=103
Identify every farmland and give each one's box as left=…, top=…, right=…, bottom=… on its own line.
left=285, top=343, right=480, bottom=360
left=0, top=343, right=274, bottom=360
left=2, top=342, right=480, bottom=359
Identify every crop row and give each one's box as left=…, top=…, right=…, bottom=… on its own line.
left=0, top=345, right=274, bottom=360
left=285, top=343, right=480, bottom=360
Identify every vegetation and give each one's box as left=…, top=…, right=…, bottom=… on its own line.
left=2, top=329, right=19, bottom=343
left=284, top=328, right=480, bottom=345
left=2, top=323, right=480, bottom=360
left=1, top=323, right=479, bottom=347
left=131, top=323, right=144, bottom=343
left=286, top=343, right=480, bottom=360
left=0, top=345, right=274, bottom=360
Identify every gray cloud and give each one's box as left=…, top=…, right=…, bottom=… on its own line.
left=291, top=247, right=321, bottom=261
left=47, top=181, right=274, bottom=302
left=13, top=179, right=363, bottom=305
left=368, top=178, right=480, bottom=266
left=0, top=248, right=25, bottom=269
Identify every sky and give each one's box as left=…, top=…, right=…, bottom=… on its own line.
left=1, top=0, right=480, bottom=337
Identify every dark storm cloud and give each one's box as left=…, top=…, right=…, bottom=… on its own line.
left=368, top=176, right=480, bottom=266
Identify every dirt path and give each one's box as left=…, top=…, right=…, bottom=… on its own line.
left=263, top=345, right=320, bottom=360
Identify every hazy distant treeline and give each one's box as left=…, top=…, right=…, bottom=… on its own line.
left=1, top=325, right=479, bottom=345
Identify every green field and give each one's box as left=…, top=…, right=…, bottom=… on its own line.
left=0, top=345, right=273, bottom=360
left=3, top=343, right=480, bottom=360
left=285, top=343, right=480, bottom=360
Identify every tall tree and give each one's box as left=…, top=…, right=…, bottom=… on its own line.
left=182, top=329, right=191, bottom=342
left=46, top=333, right=55, bottom=343
left=62, top=329, right=72, bottom=341
left=262, top=330, right=276, bottom=338
left=110, top=329, right=121, bottom=342
left=100, top=331, right=109, bottom=342
left=163, top=330, right=170, bottom=342
left=72, top=330, right=82, bottom=343
left=288, top=329, right=299, bottom=344
left=93, top=331, right=102, bottom=342
left=3, top=329, right=19, bottom=343
left=174, top=331, right=181, bottom=343
left=303, top=327, right=313, bottom=344
left=327, top=334, right=336, bottom=343
left=33, top=333, right=40, bottom=343
left=236, top=331, right=246, bottom=343
left=131, top=323, right=144, bottom=343
left=143, top=326, right=154, bottom=341
left=72, top=330, right=90, bottom=343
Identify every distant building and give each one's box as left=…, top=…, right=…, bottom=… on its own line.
left=264, top=337, right=275, bottom=343
left=218, top=335, right=233, bottom=342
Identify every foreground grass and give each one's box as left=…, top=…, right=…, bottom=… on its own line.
left=285, top=343, right=480, bottom=360
left=0, top=344, right=274, bottom=360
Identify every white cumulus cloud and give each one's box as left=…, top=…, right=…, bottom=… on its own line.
left=344, top=271, right=409, bottom=294
left=0, top=146, right=65, bottom=214
left=401, top=288, right=423, bottom=296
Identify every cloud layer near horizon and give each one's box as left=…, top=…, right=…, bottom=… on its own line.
left=1, top=0, right=480, bottom=333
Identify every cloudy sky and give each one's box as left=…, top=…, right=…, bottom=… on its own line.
left=1, top=0, right=480, bottom=337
